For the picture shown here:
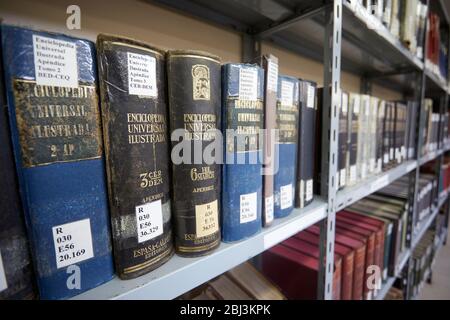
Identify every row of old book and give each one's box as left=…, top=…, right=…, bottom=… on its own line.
left=260, top=186, right=411, bottom=300
left=354, top=0, right=428, bottom=59
left=421, top=98, right=447, bottom=157
left=426, top=6, right=449, bottom=85
left=332, top=93, right=417, bottom=191
left=0, top=25, right=321, bottom=300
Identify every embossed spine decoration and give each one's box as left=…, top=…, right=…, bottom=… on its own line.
left=274, top=75, right=299, bottom=218
left=97, top=35, right=174, bottom=279
left=167, top=50, right=221, bottom=256
left=221, top=63, right=263, bottom=242
left=1, top=25, right=114, bottom=299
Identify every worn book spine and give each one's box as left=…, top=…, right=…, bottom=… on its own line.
left=348, top=93, right=360, bottom=185
left=388, top=102, right=396, bottom=165
left=376, top=100, right=385, bottom=173
left=221, top=63, right=263, bottom=242
left=368, top=97, right=378, bottom=174
left=358, top=95, right=370, bottom=180
left=295, top=80, right=316, bottom=207
left=167, top=50, right=221, bottom=256
left=96, top=35, right=174, bottom=279
left=260, top=55, right=278, bottom=226
left=338, top=92, right=349, bottom=189
left=274, top=75, right=299, bottom=218
left=1, top=25, right=114, bottom=299
left=0, top=25, right=36, bottom=300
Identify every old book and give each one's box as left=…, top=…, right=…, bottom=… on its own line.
left=348, top=93, right=360, bottom=185
left=389, top=0, right=401, bottom=38
left=274, top=75, right=299, bottom=218
left=295, top=79, right=316, bottom=207
left=167, top=50, right=221, bottom=256
left=295, top=231, right=354, bottom=300
left=221, top=63, right=263, bottom=242
left=308, top=225, right=366, bottom=300
left=338, top=92, right=349, bottom=189
left=368, top=97, right=378, bottom=174
left=1, top=25, right=114, bottom=299
left=282, top=237, right=342, bottom=300
left=259, top=54, right=278, bottom=226
left=96, top=35, right=174, bottom=279
left=0, top=25, right=36, bottom=300
left=261, top=244, right=341, bottom=300
left=358, top=94, right=370, bottom=180
left=227, top=262, right=285, bottom=300
left=376, top=100, right=385, bottom=172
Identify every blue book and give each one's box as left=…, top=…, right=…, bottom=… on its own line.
left=221, top=63, right=264, bottom=242
left=274, top=76, right=299, bottom=219
left=1, top=25, right=114, bottom=299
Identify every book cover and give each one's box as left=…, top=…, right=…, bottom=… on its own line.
left=96, top=35, right=174, bottom=279
left=0, top=25, right=36, bottom=299
left=274, top=75, right=298, bottom=218
left=295, top=79, right=316, bottom=207
left=259, top=54, right=278, bottom=226
left=1, top=25, right=114, bottom=299
left=221, top=63, right=263, bottom=242
left=167, top=50, right=221, bottom=256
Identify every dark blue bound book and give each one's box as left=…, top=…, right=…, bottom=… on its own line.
left=221, top=63, right=264, bottom=242
left=274, top=76, right=299, bottom=219
left=1, top=25, right=114, bottom=299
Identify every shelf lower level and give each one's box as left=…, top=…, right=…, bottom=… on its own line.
left=72, top=199, right=327, bottom=300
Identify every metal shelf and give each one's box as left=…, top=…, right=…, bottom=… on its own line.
left=336, top=160, right=417, bottom=211
left=375, top=276, right=397, bottom=300
left=72, top=199, right=327, bottom=300
left=425, top=68, right=449, bottom=95
left=419, top=149, right=443, bottom=166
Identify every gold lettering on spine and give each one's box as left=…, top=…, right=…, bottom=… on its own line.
left=127, top=112, right=166, bottom=145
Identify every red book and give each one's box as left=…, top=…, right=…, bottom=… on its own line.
left=261, top=244, right=341, bottom=300
left=308, top=225, right=366, bottom=300
left=281, top=237, right=342, bottom=300
left=295, top=231, right=354, bottom=300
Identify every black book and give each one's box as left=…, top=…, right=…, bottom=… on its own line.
left=338, top=92, right=349, bottom=189
left=0, top=25, right=36, bottom=299
left=347, top=93, right=360, bottom=185
left=167, top=50, right=221, bottom=256
left=97, top=35, right=174, bottom=279
left=295, top=79, right=317, bottom=208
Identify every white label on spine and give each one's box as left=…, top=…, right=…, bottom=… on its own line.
left=307, top=85, right=315, bottom=109
left=350, top=165, right=357, bottom=183
left=265, top=196, right=274, bottom=224
left=369, top=158, right=375, bottom=173
left=281, top=80, right=294, bottom=106
left=384, top=153, right=389, bottom=164
left=342, top=93, right=348, bottom=113
left=240, top=192, right=257, bottom=224
left=0, top=251, right=7, bottom=292
left=239, top=68, right=257, bottom=101
left=135, top=200, right=163, bottom=243
left=340, top=169, right=346, bottom=187
left=387, top=223, right=393, bottom=235
left=33, top=35, right=78, bottom=88
left=127, top=52, right=157, bottom=97
left=280, top=184, right=293, bottom=210
left=306, top=180, right=313, bottom=201
left=267, top=60, right=278, bottom=92
left=377, top=158, right=382, bottom=172
left=52, top=219, right=94, bottom=269
left=195, top=200, right=219, bottom=238
left=390, top=148, right=394, bottom=160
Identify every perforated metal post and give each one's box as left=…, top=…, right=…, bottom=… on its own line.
left=318, top=0, right=342, bottom=300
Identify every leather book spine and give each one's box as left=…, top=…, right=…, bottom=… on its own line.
left=221, top=63, right=263, bottom=242
left=338, top=92, right=349, bottom=188
left=1, top=25, right=114, bottom=299
left=96, top=35, right=174, bottom=279
left=167, top=50, right=221, bottom=256
left=260, top=54, right=278, bottom=226
left=0, top=24, right=36, bottom=300
left=274, top=75, right=299, bottom=218
left=295, top=80, right=316, bottom=206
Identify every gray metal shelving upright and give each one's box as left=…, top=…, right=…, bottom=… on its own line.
left=70, top=0, right=450, bottom=300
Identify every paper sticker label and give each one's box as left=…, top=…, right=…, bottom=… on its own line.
left=353, top=100, right=360, bottom=114
left=307, top=85, right=315, bottom=109
left=127, top=52, right=157, bottom=97
left=369, top=158, right=375, bottom=173
left=384, top=153, right=389, bottom=164
left=390, top=148, right=394, bottom=160
left=0, top=251, right=7, bottom=292
left=135, top=200, right=163, bottom=243
left=240, top=192, right=258, bottom=224
left=387, top=223, right=393, bottom=235
left=340, top=169, right=346, bottom=187
left=281, top=80, right=294, bottom=106
left=299, top=180, right=305, bottom=208
left=33, top=35, right=78, bottom=88
left=267, top=60, right=278, bottom=92
left=361, top=163, right=367, bottom=179
left=342, top=94, right=348, bottom=113
left=377, top=158, right=382, bottom=172
left=239, top=68, right=258, bottom=101
left=52, top=219, right=94, bottom=269
left=306, top=179, right=313, bottom=201
left=350, top=165, right=357, bottom=183
left=265, top=195, right=274, bottom=224
left=280, top=184, right=293, bottom=210
left=195, top=200, right=219, bottom=238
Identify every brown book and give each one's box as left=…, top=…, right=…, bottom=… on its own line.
left=208, top=274, right=253, bottom=300
left=296, top=231, right=354, bottom=300
left=308, top=225, right=366, bottom=300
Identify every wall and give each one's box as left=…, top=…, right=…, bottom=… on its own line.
left=0, top=0, right=401, bottom=99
